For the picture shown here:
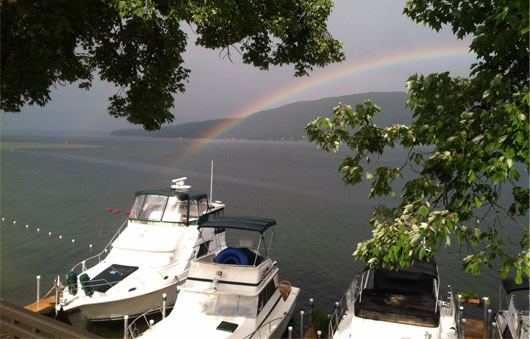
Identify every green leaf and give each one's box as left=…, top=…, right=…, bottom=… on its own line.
left=418, top=205, right=429, bottom=217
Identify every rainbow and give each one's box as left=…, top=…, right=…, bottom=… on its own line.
left=150, top=45, right=474, bottom=185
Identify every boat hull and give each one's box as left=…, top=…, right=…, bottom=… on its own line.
left=75, top=282, right=181, bottom=321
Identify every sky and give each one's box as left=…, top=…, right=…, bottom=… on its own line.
left=1, top=0, right=476, bottom=133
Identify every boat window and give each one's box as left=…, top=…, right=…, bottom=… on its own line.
left=189, top=198, right=208, bottom=218
left=129, top=195, right=145, bottom=219
left=196, top=241, right=210, bottom=258
left=258, top=280, right=277, bottom=313
left=139, top=195, right=167, bottom=221
left=199, top=199, right=208, bottom=215
left=162, top=196, right=188, bottom=223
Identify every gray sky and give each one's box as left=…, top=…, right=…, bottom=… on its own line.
left=1, top=0, right=475, bottom=133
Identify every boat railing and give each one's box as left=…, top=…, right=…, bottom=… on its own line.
left=328, top=275, right=360, bottom=339
left=126, top=304, right=176, bottom=338
left=70, top=219, right=129, bottom=273
left=242, top=316, right=285, bottom=339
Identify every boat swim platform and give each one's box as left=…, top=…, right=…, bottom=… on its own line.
left=23, top=295, right=60, bottom=314
left=1, top=299, right=102, bottom=338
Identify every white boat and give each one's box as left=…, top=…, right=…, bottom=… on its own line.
left=494, top=275, right=529, bottom=339
left=330, top=260, right=458, bottom=339
left=57, top=177, right=226, bottom=321
left=131, top=216, right=300, bottom=339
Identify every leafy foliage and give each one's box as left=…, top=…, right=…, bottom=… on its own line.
left=306, top=0, right=529, bottom=283
left=1, top=0, right=344, bottom=130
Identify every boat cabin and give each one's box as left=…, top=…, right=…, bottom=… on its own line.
left=182, top=216, right=282, bottom=319
left=355, top=260, right=440, bottom=327
left=128, top=189, right=220, bottom=226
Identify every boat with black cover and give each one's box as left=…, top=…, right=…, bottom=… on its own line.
left=494, top=275, right=529, bottom=339
left=329, top=259, right=458, bottom=339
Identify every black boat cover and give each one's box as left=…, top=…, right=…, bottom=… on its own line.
left=199, top=216, right=276, bottom=233
left=86, top=264, right=139, bottom=293
left=501, top=275, right=529, bottom=294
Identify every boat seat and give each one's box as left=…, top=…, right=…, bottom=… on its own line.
left=355, top=289, right=439, bottom=327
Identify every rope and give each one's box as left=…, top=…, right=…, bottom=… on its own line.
left=40, top=285, right=56, bottom=300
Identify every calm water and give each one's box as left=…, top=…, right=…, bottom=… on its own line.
left=0, top=134, right=525, bottom=337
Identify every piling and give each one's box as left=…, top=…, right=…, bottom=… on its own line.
left=288, top=326, right=292, bottom=339
left=36, top=275, right=41, bottom=302
left=309, top=298, right=314, bottom=329
left=162, top=293, right=167, bottom=319
left=123, top=315, right=128, bottom=339
left=300, top=310, right=304, bottom=336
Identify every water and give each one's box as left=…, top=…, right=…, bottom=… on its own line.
left=0, top=134, right=525, bottom=337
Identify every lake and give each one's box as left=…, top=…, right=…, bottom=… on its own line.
left=0, top=134, right=524, bottom=337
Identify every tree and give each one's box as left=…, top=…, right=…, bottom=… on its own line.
left=306, top=0, right=529, bottom=282
left=1, top=0, right=344, bottom=130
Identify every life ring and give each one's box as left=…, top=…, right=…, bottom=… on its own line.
left=214, top=248, right=249, bottom=265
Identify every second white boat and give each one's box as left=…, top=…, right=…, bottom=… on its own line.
left=133, top=216, right=300, bottom=339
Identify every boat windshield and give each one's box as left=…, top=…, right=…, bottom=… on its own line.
left=129, top=194, right=208, bottom=224
left=181, top=292, right=257, bottom=318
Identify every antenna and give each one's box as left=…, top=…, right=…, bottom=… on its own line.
left=210, top=160, right=213, bottom=203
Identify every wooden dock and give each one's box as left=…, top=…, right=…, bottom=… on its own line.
left=24, top=294, right=60, bottom=314
left=464, top=318, right=488, bottom=339
left=1, top=299, right=102, bottom=338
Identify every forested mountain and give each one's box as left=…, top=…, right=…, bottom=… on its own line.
left=111, top=92, right=411, bottom=140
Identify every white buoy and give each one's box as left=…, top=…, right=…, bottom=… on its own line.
left=59, top=235, right=63, bottom=240
left=37, top=228, right=40, bottom=233
left=89, top=244, right=93, bottom=249
left=49, top=232, right=52, bottom=236
left=2, top=217, right=5, bottom=222
left=26, top=225, right=29, bottom=229
left=13, top=221, right=16, bottom=224
left=72, top=239, right=75, bottom=243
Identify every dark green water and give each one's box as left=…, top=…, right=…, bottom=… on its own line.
left=1, top=134, right=525, bottom=337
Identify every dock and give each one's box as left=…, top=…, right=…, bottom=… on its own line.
left=1, top=299, right=102, bottom=338
left=463, top=318, right=488, bottom=339
left=24, top=294, right=61, bottom=314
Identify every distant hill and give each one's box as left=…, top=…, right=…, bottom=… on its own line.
left=111, top=92, right=412, bottom=140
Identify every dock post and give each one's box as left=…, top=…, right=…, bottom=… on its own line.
left=300, top=310, right=304, bottom=337
left=317, top=330, right=322, bottom=339
left=162, top=293, right=167, bottom=319
left=487, top=309, right=492, bottom=334
left=55, top=275, right=60, bottom=316
left=461, top=318, right=466, bottom=339
left=123, top=315, right=128, bottom=339
left=288, top=326, right=292, bottom=339
left=309, top=298, right=314, bottom=330
left=36, top=275, right=41, bottom=302
left=457, top=306, right=464, bottom=336
left=482, top=297, right=489, bottom=323
left=490, top=321, right=497, bottom=339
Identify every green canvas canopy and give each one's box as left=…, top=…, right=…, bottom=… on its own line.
left=199, top=216, right=276, bottom=233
